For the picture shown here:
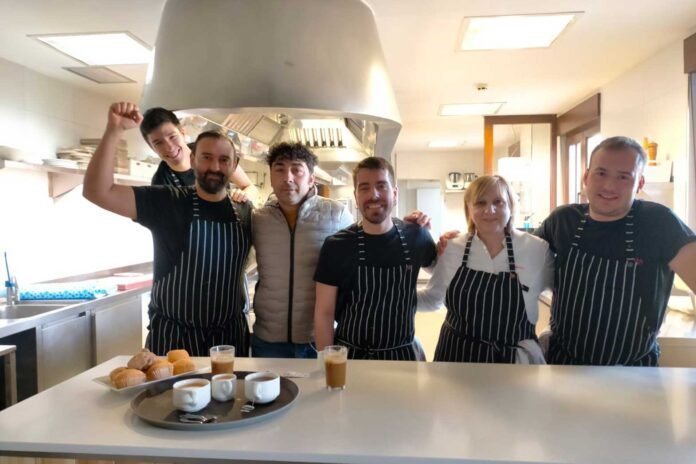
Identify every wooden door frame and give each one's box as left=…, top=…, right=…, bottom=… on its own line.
left=483, top=114, right=558, bottom=211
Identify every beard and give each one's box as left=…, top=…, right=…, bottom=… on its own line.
left=197, top=170, right=228, bottom=194
left=360, top=201, right=392, bottom=225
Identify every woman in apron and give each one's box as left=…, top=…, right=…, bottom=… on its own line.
left=418, top=175, right=553, bottom=363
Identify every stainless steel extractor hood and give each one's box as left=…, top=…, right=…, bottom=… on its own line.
left=141, top=0, right=401, bottom=161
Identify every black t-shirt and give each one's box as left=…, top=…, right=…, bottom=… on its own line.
left=150, top=160, right=195, bottom=187
left=133, top=186, right=253, bottom=280
left=536, top=200, right=695, bottom=326
left=314, top=219, right=437, bottom=316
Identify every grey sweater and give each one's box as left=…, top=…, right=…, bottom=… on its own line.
left=251, top=191, right=353, bottom=343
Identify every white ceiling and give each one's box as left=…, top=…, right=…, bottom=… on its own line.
left=1, top=0, right=695, bottom=152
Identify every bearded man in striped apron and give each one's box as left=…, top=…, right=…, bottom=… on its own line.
left=314, top=157, right=437, bottom=360
left=536, top=136, right=696, bottom=366
left=84, top=102, right=253, bottom=356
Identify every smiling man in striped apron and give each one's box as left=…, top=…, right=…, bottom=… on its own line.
left=314, top=157, right=437, bottom=360
left=84, top=102, right=253, bottom=356
left=536, top=136, right=696, bottom=365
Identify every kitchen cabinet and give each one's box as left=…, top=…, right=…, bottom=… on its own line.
left=37, top=311, right=91, bottom=391
left=92, top=294, right=143, bottom=364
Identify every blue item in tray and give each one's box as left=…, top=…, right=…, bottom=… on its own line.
left=19, top=281, right=116, bottom=301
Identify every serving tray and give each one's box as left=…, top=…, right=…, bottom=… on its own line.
left=130, top=372, right=299, bottom=430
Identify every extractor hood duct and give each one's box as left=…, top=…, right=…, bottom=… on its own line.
left=141, top=0, right=402, bottom=160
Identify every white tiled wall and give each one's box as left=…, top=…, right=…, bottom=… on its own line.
left=0, top=58, right=153, bottom=284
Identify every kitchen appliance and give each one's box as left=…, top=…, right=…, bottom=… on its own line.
left=141, top=0, right=401, bottom=162
left=446, top=172, right=464, bottom=190
left=463, top=172, right=477, bottom=188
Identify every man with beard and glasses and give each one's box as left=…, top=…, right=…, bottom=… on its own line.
left=314, top=157, right=437, bottom=360
left=84, top=102, right=253, bottom=356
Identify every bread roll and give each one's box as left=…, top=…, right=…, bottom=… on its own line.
left=172, top=358, right=196, bottom=375
left=112, top=368, right=146, bottom=389
left=127, top=349, right=158, bottom=371
left=146, top=360, right=174, bottom=381
left=167, top=349, right=190, bottom=363
left=109, top=366, right=127, bottom=383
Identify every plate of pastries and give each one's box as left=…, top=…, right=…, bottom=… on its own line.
left=93, top=348, right=208, bottom=392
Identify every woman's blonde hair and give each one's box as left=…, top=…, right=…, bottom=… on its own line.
left=463, top=175, right=517, bottom=234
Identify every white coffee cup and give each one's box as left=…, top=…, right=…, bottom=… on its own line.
left=211, top=373, right=237, bottom=402
left=172, top=378, right=211, bottom=412
left=244, top=371, right=280, bottom=404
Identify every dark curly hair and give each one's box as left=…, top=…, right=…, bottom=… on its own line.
left=266, top=142, right=318, bottom=172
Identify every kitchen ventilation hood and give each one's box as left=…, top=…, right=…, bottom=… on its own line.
left=141, top=0, right=401, bottom=161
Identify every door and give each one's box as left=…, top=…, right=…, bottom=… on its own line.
left=38, top=312, right=91, bottom=390
left=92, top=295, right=143, bottom=365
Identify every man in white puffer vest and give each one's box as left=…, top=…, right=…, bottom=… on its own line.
left=251, top=142, right=353, bottom=357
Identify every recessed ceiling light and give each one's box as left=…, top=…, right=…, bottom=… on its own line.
left=63, top=66, right=135, bottom=84
left=439, top=103, right=503, bottom=116
left=31, top=32, right=152, bottom=65
left=459, top=13, right=579, bottom=50
left=428, top=140, right=462, bottom=148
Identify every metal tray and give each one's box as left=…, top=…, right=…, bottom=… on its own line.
left=130, top=372, right=299, bottom=430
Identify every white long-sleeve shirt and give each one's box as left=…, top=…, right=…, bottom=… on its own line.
left=417, top=230, right=554, bottom=324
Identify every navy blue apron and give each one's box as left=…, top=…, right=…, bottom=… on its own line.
left=146, top=190, right=251, bottom=356
left=547, top=206, right=659, bottom=365
left=434, top=231, right=534, bottom=363
left=335, top=221, right=422, bottom=360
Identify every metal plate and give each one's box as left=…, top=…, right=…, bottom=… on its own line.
left=130, top=372, right=299, bottom=430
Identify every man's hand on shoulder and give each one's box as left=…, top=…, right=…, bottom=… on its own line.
left=229, top=188, right=249, bottom=204
left=404, top=210, right=431, bottom=229
left=107, top=102, right=142, bottom=132
left=437, top=230, right=461, bottom=256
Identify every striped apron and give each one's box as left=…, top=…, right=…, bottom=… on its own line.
left=335, top=221, right=422, bottom=360
left=146, top=190, right=251, bottom=356
left=547, top=206, right=659, bottom=365
left=434, top=232, right=534, bottom=363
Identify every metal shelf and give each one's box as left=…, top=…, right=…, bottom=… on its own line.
left=0, top=159, right=150, bottom=198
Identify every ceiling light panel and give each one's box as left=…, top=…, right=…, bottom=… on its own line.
left=439, top=103, right=503, bottom=116
left=32, top=32, right=152, bottom=65
left=459, top=13, right=578, bottom=50
left=63, top=66, right=135, bottom=84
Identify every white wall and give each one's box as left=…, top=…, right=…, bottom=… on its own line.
left=395, top=150, right=483, bottom=232
left=0, top=58, right=154, bottom=284
left=601, top=40, right=692, bottom=226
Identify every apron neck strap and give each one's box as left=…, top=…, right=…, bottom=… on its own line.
left=357, top=219, right=410, bottom=263
left=462, top=231, right=515, bottom=271
left=573, top=206, right=635, bottom=256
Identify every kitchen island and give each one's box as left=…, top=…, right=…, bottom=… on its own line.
left=1, top=356, right=696, bottom=463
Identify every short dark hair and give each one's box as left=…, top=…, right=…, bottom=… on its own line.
left=590, top=136, right=647, bottom=170
left=193, top=130, right=238, bottom=158
left=266, top=142, right=318, bottom=172
left=352, top=157, right=395, bottom=189
left=139, top=107, right=181, bottom=143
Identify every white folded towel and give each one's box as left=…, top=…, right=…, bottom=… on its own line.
left=515, top=339, right=547, bottom=364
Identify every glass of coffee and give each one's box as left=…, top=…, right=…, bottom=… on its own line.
left=323, top=345, right=348, bottom=390
left=210, top=345, right=235, bottom=375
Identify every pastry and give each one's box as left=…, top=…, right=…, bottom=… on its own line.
left=127, top=349, right=158, bottom=371
left=112, top=368, right=146, bottom=389
left=109, top=366, right=127, bottom=383
left=167, top=349, right=190, bottom=363
left=172, top=358, right=196, bottom=375
left=146, top=360, right=174, bottom=381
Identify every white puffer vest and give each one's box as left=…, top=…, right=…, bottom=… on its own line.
left=252, top=191, right=353, bottom=343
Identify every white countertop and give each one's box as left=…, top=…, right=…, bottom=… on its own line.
left=1, top=356, right=696, bottom=463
